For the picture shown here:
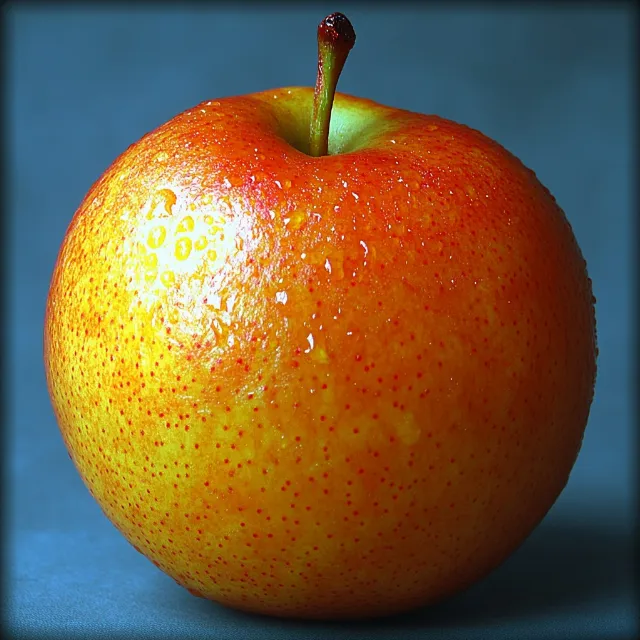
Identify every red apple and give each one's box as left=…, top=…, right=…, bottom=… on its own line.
left=44, top=13, right=597, bottom=619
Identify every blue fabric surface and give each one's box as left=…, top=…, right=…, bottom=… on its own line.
left=6, top=4, right=637, bottom=639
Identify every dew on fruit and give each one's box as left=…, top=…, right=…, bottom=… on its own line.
left=144, top=253, right=158, bottom=269
left=177, top=215, right=195, bottom=233
left=304, top=334, right=314, bottom=353
left=275, top=291, right=288, bottom=304
left=175, top=237, right=193, bottom=261
left=160, top=271, right=176, bottom=287
left=148, top=226, right=167, bottom=249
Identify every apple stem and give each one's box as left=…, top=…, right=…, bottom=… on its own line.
left=309, top=13, right=356, bottom=157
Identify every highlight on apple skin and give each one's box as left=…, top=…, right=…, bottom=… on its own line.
left=44, top=12, right=597, bottom=619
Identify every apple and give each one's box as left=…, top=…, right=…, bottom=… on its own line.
left=44, top=13, right=597, bottom=619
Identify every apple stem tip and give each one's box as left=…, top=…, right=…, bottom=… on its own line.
left=309, top=13, right=356, bottom=157
left=318, top=12, right=356, bottom=51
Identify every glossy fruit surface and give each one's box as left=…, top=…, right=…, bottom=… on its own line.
left=44, top=87, right=596, bottom=619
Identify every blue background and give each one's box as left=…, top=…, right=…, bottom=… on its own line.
left=5, top=4, right=637, bottom=639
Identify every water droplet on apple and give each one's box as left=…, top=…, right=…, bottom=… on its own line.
left=175, top=237, right=192, bottom=261
left=275, top=291, right=288, bottom=304
left=177, top=215, right=195, bottom=233
left=305, top=333, right=314, bottom=353
left=147, top=226, right=167, bottom=249
left=160, top=271, right=175, bottom=287
left=144, top=253, right=158, bottom=269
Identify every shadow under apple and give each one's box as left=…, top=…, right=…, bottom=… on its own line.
left=158, top=517, right=633, bottom=633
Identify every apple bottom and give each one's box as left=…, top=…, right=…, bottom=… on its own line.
left=174, top=544, right=516, bottom=620
left=121, top=500, right=549, bottom=620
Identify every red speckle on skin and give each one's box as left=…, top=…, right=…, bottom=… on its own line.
left=44, top=86, right=596, bottom=621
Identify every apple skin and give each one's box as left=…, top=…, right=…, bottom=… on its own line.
left=44, top=87, right=596, bottom=619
